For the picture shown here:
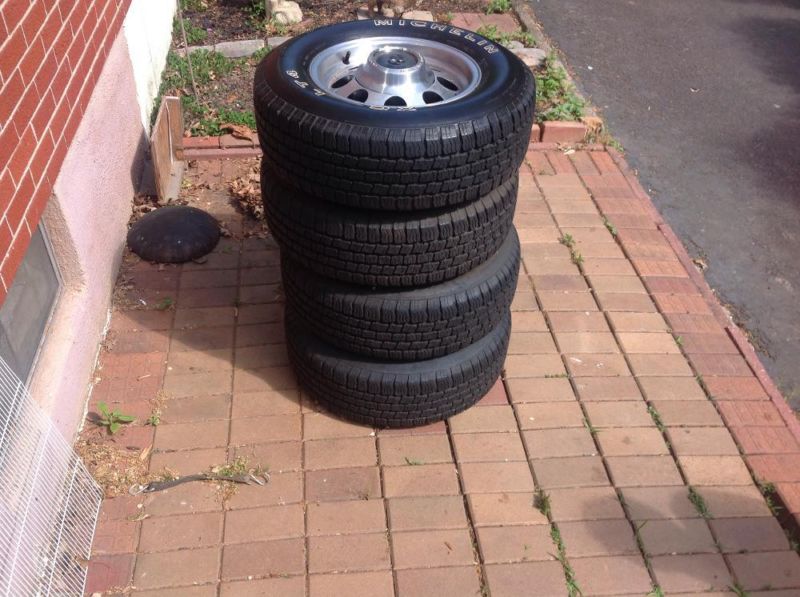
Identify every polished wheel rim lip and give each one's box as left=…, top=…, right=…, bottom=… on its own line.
left=308, top=36, right=482, bottom=108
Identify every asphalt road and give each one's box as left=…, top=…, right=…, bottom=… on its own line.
left=528, top=0, right=800, bottom=408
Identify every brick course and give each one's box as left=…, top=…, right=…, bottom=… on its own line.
left=0, top=0, right=131, bottom=300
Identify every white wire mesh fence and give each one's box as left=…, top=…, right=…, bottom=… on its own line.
left=0, top=358, right=102, bottom=596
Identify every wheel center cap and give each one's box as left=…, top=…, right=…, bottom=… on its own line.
left=355, top=47, right=436, bottom=96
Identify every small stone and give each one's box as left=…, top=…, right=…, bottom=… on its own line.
left=214, top=39, right=264, bottom=58
left=356, top=5, right=372, bottom=20
left=267, top=0, right=302, bottom=25
left=183, top=44, right=214, bottom=56
left=507, top=40, right=524, bottom=50
left=267, top=36, right=291, bottom=48
left=403, top=10, right=434, bottom=21
left=381, top=6, right=395, bottom=17
left=514, top=47, right=547, bottom=69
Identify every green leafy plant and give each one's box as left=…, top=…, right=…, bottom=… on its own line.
left=535, top=53, right=585, bottom=123
left=688, top=486, right=711, bottom=519
left=181, top=0, right=208, bottom=11
left=486, top=0, right=512, bottom=14
left=155, top=297, right=174, bottom=311
left=96, top=402, right=135, bottom=434
left=477, top=24, right=536, bottom=48
left=602, top=217, right=617, bottom=237
left=174, top=17, right=207, bottom=45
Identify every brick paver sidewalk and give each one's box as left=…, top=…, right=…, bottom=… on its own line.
left=85, top=146, right=800, bottom=596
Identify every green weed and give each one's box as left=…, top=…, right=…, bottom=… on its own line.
left=95, top=402, right=135, bottom=435
left=688, top=486, right=711, bottom=519
left=174, top=17, right=207, bottom=45
left=486, top=0, right=512, bottom=14
left=477, top=24, right=536, bottom=48
left=535, top=53, right=585, bottom=123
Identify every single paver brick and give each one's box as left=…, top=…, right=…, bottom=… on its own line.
left=392, top=528, right=474, bottom=569
left=638, top=518, right=717, bottom=555
left=229, top=413, right=301, bottom=445
left=163, top=370, right=233, bottom=399
left=309, top=533, right=391, bottom=573
left=558, top=520, right=638, bottom=557
left=574, top=376, right=642, bottom=401
left=565, top=353, right=630, bottom=377
left=749, top=454, right=800, bottom=483
left=628, top=354, right=694, bottom=377
left=143, top=483, right=223, bottom=517
left=704, top=376, right=769, bottom=401
left=733, top=426, right=800, bottom=454
left=622, top=486, right=700, bottom=520
left=139, top=512, right=222, bottom=552
left=233, top=366, right=297, bottom=393
left=232, top=441, right=302, bottom=473
left=511, top=310, right=549, bottom=332
left=150, top=447, right=229, bottom=476
left=383, top=463, right=460, bottom=497
left=307, top=500, right=387, bottom=536
left=449, top=405, right=518, bottom=433
left=651, top=400, right=723, bottom=427
left=606, top=456, right=683, bottom=487
left=597, top=427, right=670, bottom=456
left=710, top=517, right=789, bottom=553
left=680, top=456, right=752, bottom=486
left=538, top=290, right=598, bottom=311
left=524, top=428, right=598, bottom=459
left=468, top=492, right=548, bottom=526
left=547, top=487, right=625, bottom=522
left=477, top=524, right=554, bottom=563
left=387, top=496, right=468, bottom=531
left=135, top=547, right=220, bottom=589
left=717, top=400, right=785, bottom=427
left=668, top=427, right=740, bottom=455
left=378, top=433, right=452, bottom=466
left=222, top=538, right=304, bottom=580
left=306, top=467, right=382, bottom=502
left=596, top=291, right=657, bottom=312
left=304, top=436, right=378, bottom=469
left=224, top=504, right=304, bottom=543
left=532, top=274, right=588, bottom=291
left=516, top=401, right=585, bottom=429
left=650, top=554, right=732, bottom=592
left=504, top=354, right=567, bottom=378
left=309, top=571, right=394, bottom=597
left=728, top=551, right=800, bottom=590
left=547, top=311, right=610, bottom=333
left=700, top=485, right=772, bottom=518
left=484, top=561, right=567, bottom=597
left=617, top=332, right=680, bottom=354
left=583, top=401, right=653, bottom=428
left=85, top=554, right=135, bottom=595
left=451, top=432, right=527, bottom=463
left=570, top=555, right=652, bottom=596
left=460, top=461, right=535, bottom=493
left=554, top=332, right=619, bottom=354
left=607, top=312, right=669, bottom=332
left=395, top=567, right=481, bottom=597
left=506, top=377, right=576, bottom=403
left=533, top=456, right=609, bottom=489
left=638, top=376, right=707, bottom=401
left=508, top=332, right=557, bottom=354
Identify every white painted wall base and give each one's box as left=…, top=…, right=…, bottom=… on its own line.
left=30, top=33, right=149, bottom=437
left=124, top=0, right=178, bottom=130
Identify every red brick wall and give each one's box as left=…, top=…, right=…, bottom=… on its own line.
left=0, top=0, right=132, bottom=302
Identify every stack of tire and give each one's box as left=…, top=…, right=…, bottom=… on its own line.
left=254, top=19, right=535, bottom=427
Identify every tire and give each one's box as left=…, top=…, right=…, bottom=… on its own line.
left=287, top=309, right=511, bottom=428
left=263, top=165, right=517, bottom=287
left=253, top=19, right=535, bottom=211
left=282, top=227, right=520, bottom=361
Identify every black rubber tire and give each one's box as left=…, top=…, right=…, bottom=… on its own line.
left=286, top=309, right=511, bottom=428
left=282, top=227, right=520, bottom=361
left=263, top=165, right=517, bottom=287
left=253, top=20, right=535, bottom=211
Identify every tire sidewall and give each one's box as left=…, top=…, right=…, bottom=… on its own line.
left=257, top=19, right=530, bottom=126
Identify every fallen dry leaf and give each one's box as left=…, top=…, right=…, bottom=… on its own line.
left=221, top=122, right=253, bottom=140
